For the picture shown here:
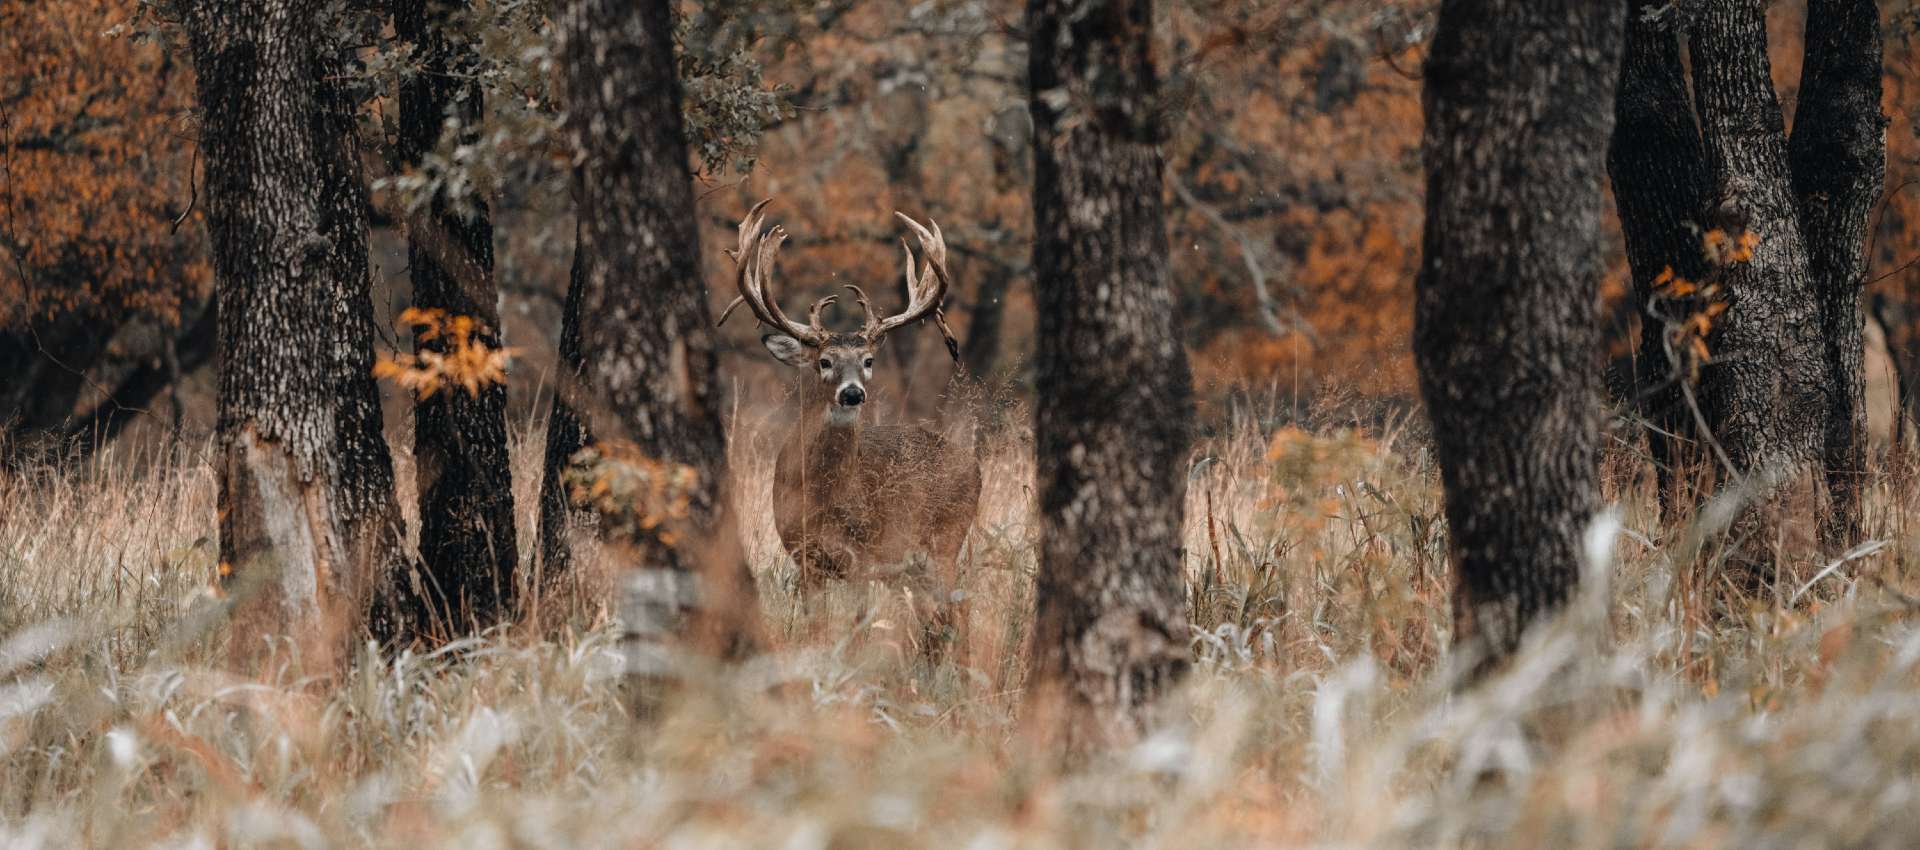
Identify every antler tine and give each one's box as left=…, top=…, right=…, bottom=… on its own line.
left=900, top=236, right=919, bottom=290
left=715, top=225, right=756, bottom=327
left=806, top=293, right=839, bottom=330
left=933, top=307, right=961, bottom=365
left=718, top=198, right=773, bottom=328
left=718, top=199, right=829, bottom=345
left=895, top=213, right=946, bottom=286
left=715, top=295, right=747, bottom=327
left=868, top=211, right=954, bottom=340
left=753, top=225, right=806, bottom=335
left=842, top=284, right=878, bottom=336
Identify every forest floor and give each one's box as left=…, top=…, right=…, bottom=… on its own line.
left=5, top=396, right=1920, bottom=848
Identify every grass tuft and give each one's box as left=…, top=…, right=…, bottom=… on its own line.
left=3, top=403, right=1920, bottom=848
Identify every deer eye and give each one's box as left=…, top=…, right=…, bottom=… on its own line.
left=817, top=359, right=831, bottom=371
left=862, top=357, right=874, bottom=369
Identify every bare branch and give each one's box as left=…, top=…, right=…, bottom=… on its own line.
left=1167, top=169, right=1317, bottom=346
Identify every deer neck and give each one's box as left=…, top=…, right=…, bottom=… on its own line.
left=784, top=385, right=866, bottom=495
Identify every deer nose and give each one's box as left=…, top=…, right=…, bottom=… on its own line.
left=837, top=385, right=866, bottom=407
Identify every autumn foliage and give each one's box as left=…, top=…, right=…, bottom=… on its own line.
left=373, top=307, right=516, bottom=399
left=3, top=0, right=1918, bottom=440
left=1, top=0, right=206, bottom=329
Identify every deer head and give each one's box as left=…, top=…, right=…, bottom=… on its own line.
left=718, top=199, right=960, bottom=426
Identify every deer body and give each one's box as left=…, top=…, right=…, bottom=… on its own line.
left=720, top=201, right=980, bottom=639
left=772, top=381, right=980, bottom=586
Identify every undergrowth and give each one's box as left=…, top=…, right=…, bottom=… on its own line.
left=2, top=397, right=1919, bottom=848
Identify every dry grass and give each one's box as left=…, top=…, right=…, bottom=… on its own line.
left=5, top=396, right=1920, bottom=848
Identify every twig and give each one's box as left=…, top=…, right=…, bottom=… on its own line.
left=1167, top=169, right=1316, bottom=345
left=1867, top=251, right=1920, bottom=288
left=1791, top=539, right=1889, bottom=605
left=1373, top=26, right=1423, bottom=82
left=170, top=136, right=199, bottom=233
left=1677, top=375, right=1738, bottom=480
left=1863, top=176, right=1918, bottom=282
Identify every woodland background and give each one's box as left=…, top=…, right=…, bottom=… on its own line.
left=14, top=0, right=1916, bottom=451
left=8, top=2, right=1920, bottom=847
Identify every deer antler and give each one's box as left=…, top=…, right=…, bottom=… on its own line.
left=716, top=199, right=834, bottom=346
left=849, top=211, right=960, bottom=362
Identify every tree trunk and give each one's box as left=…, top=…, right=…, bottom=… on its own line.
left=66, top=300, right=217, bottom=450
left=1872, top=289, right=1920, bottom=451
left=312, top=29, right=409, bottom=628
left=1416, top=0, right=1621, bottom=666
left=394, top=0, right=520, bottom=635
left=1690, top=0, right=1826, bottom=575
left=560, top=0, right=759, bottom=672
left=309, top=27, right=415, bottom=647
left=968, top=104, right=1029, bottom=384
left=1025, top=0, right=1194, bottom=749
left=185, top=0, right=402, bottom=664
left=0, top=310, right=128, bottom=461
left=1608, top=0, right=1714, bottom=518
left=1789, top=0, right=1886, bottom=549
left=536, top=221, right=591, bottom=600
left=961, top=256, right=1011, bottom=379
left=882, top=85, right=930, bottom=410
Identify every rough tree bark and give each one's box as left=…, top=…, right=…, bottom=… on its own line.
left=184, top=0, right=403, bottom=663
left=558, top=0, right=760, bottom=668
left=312, top=27, right=409, bottom=636
left=1789, top=0, right=1886, bottom=549
left=536, top=221, right=591, bottom=596
left=1608, top=0, right=1713, bottom=517
left=1690, top=0, right=1826, bottom=573
left=1025, top=0, right=1195, bottom=748
left=1416, top=0, right=1621, bottom=665
left=394, top=0, right=519, bottom=634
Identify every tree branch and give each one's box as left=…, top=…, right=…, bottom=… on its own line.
left=1167, top=169, right=1317, bottom=345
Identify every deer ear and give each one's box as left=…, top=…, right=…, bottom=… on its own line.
left=762, top=333, right=810, bottom=367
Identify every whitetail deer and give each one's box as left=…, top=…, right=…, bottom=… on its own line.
left=719, top=200, right=981, bottom=649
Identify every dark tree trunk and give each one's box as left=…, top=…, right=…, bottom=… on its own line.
left=968, top=105, right=1029, bottom=384
left=882, top=87, right=930, bottom=408
left=1416, top=0, right=1621, bottom=665
left=1871, top=190, right=1920, bottom=452
left=1873, top=289, right=1920, bottom=451
left=0, top=309, right=129, bottom=461
left=1025, top=0, right=1194, bottom=748
left=1690, top=0, right=1826, bottom=573
left=66, top=300, right=217, bottom=449
left=184, top=0, right=402, bottom=663
left=394, top=0, right=520, bottom=635
left=1608, top=0, right=1714, bottom=517
left=962, top=256, right=1012, bottom=379
left=536, top=222, right=591, bottom=597
left=559, top=0, right=759, bottom=667
left=1878, top=180, right=1920, bottom=449
left=312, top=30, right=408, bottom=621
left=1789, top=0, right=1886, bottom=549
left=303, top=27, right=418, bottom=648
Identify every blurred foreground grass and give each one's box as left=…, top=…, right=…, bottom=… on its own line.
left=4, top=401, right=1920, bottom=848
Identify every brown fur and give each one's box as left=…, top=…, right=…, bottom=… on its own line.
left=767, top=338, right=982, bottom=655
left=728, top=203, right=978, bottom=653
